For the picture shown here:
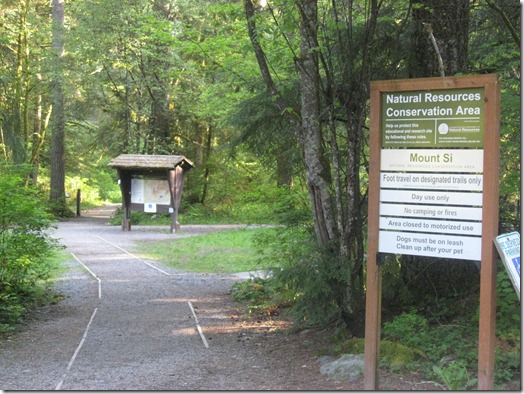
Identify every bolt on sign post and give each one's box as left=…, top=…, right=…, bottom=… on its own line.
left=364, top=74, right=500, bottom=390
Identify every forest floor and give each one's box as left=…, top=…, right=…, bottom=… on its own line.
left=0, top=205, right=446, bottom=390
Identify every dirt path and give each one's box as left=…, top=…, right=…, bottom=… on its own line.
left=0, top=206, right=445, bottom=390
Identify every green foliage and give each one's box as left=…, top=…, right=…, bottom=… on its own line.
left=231, top=277, right=269, bottom=302
left=0, top=166, right=62, bottom=333
left=38, top=165, right=121, bottom=213
left=184, top=153, right=292, bottom=224
left=230, top=277, right=286, bottom=316
left=494, top=265, right=521, bottom=338
left=477, top=264, right=521, bottom=385
left=383, top=305, right=521, bottom=387
left=254, top=226, right=344, bottom=327
left=432, top=360, right=477, bottom=390
left=382, top=311, right=430, bottom=348
left=379, top=340, right=424, bottom=371
left=0, top=293, right=25, bottom=331
left=383, top=311, right=477, bottom=385
left=234, top=184, right=355, bottom=328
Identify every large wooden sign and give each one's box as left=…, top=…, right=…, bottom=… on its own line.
left=364, top=75, right=500, bottom=390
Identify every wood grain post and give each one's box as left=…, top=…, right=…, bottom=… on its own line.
left=477, top=75, right=500, bottom=391
left=364, top=82, right=383, bottom=390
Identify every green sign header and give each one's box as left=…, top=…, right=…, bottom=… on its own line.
left=381, top=88, right=484, bottom=148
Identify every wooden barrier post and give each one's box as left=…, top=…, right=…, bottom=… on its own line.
left=76, top=189, right=81, bottom=217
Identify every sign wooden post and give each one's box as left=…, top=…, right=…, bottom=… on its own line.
left=364, top=75, right=500, bottom=390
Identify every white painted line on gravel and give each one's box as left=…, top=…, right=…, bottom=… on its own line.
left=71, top=252, right=102, bottom=299
left=188, top=301, right=209, bottom=349
left=55, top=307, right=98, bottom=390
left=95, top=235, right=172, bottom=276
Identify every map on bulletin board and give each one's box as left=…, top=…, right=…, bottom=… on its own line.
left=131, top=179, right=171, bottom=206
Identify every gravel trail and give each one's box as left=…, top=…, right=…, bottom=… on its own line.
left=0, top=208, right=283, bottom=390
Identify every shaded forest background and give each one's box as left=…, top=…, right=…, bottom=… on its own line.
left=0, top=0, right=520, bottom=388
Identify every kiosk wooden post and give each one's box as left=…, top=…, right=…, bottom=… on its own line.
left=364, top=75, right=500, bottom=390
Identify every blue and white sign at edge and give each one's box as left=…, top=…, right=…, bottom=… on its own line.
left=494, top=232, right=521, bottom=300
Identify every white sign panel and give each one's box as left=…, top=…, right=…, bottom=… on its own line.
left=494, top=232, right=521, bottom=299
left=380, top=217, right=482, bottom=236
left=380, top=173, right=483, bottom=191
left=381, top=149, right=483, bottom=173
left=380, top=190, right=483, bottom=206
left=144, top=203, right=157, bottom=213
left=380, top=231, right=482, bottom=260
left=380, top=203, right=482, bottom=221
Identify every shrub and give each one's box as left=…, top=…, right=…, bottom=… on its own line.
left=0, top=165, right=61, bottom=332
left=432, top=360, right=477, bottom=390
left=382, top=306, right=521, bottom=387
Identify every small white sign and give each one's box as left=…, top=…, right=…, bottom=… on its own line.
left=381, top=149, right=483, bottom=173
left=379, top=217, right=482, bottom=236
left=380, top=172, right=483, bottom=191
left=379, top=231, right=482, bottom=261
left=380, top=189, right=483, bottom=206
left=380, top=203, right=482, bottom=221
left=144, top=203, right=157, bottom=213
left=494, top=232, right=521, bottom=300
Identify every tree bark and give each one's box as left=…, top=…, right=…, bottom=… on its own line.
left=49, top=0, right=67, bottom=208
left=199, top=125, right=213, bottom=204
left=296, top=0, right=337, bottom=246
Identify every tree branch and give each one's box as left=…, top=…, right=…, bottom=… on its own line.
left=484, top=0, right=520, bottom=49
left=423, top=23, right=445, bottom=77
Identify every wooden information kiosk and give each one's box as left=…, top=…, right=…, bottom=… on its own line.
left=109, top=154, right=194, bottom=232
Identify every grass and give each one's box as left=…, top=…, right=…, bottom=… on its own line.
left=135, top=227, right=276, bottom=273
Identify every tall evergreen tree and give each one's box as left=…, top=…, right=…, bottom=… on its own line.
left=49, top=0, right=68, bottom=213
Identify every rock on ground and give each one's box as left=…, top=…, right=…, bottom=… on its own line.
left=320, top=354, right=365, bottom=381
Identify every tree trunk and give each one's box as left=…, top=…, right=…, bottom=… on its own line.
left=30, top=71, right=44, bottom=185
left=296, top=0, right=337, bottom=246
left=199, top=125, right=213, bottom=204
left=49, top=0, right=68, bottom=212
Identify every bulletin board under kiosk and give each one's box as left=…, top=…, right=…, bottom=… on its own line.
left=130, top=176, right=172, bottom=213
